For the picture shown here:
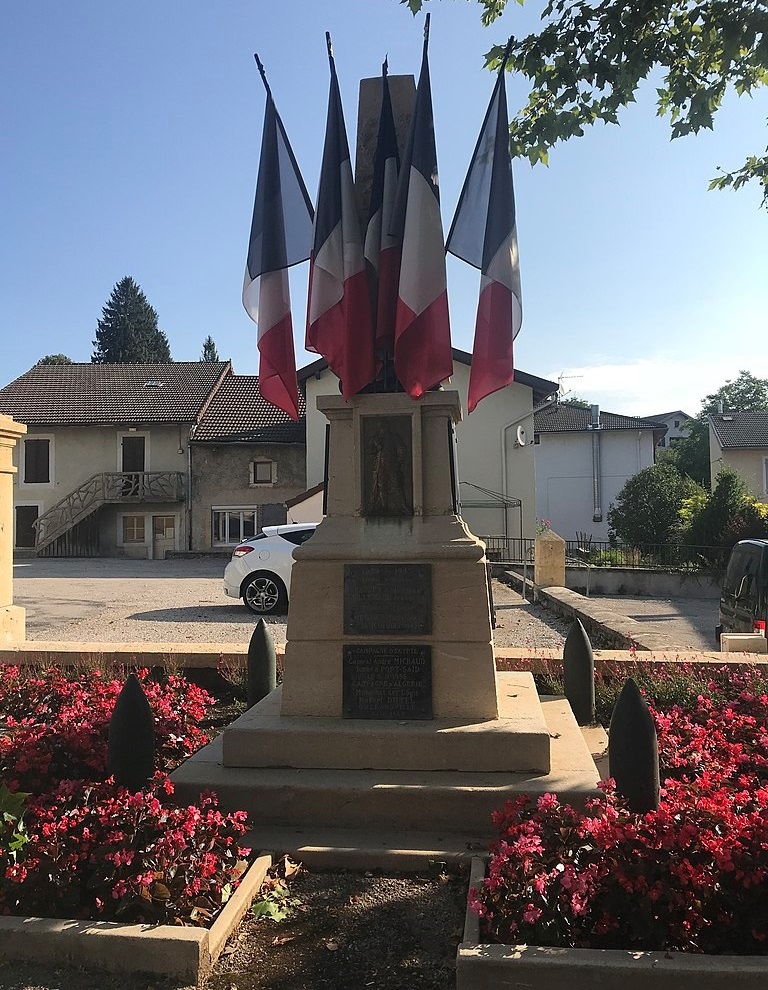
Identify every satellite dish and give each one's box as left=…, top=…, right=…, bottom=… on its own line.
left=516, top=425, right=527, bottom=446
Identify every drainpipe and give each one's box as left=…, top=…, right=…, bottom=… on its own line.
left=186, top=427, right=194, bottom=551
left=590, top=404, right=602, bottom=523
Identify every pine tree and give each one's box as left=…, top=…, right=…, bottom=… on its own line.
left=92, top=276, right=172, bottom=363
left=200, top=335, right=219, bottom=362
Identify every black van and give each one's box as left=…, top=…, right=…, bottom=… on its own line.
left=717, top=539, right=768, bottom=643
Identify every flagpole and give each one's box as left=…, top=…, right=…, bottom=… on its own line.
left=253, top=52, right=272, bottom=99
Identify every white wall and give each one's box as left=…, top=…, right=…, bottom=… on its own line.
left=303, top=362, right=538, bottom=539
left=287, top=489, right=324, bottom=523
left=535, top=429, right=657, bottom=542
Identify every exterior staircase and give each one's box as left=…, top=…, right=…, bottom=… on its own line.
left=34, top=472, right=184, bottom=552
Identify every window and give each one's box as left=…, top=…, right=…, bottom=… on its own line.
left=212, top=507, right=258, bottom=545
left=281, top=528, right=316, bottom=546
left=23, top=438, right=51, bottom=484
left=658, top=437, right=666, bottom=447
left=250, top=460, right=274, bottom=485
left=153, top=516, right=175, bottom=540
left=122, top=515, right=146, bottom=543
left=674, top=420, right=681, bottom=428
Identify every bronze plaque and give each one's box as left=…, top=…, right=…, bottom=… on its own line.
left=362, top=415, right=413, bottom=516
left=343, top=644, right=432, bottom=719
left=344, top=563, right=431, bottom=635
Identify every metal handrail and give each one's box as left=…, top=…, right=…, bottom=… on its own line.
left=34, top=471, right=183, bottom=550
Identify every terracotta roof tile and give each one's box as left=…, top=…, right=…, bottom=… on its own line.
left=0, top=362, right=230, bottom=425
left=534, top=405, right=666, bottom=433
left=193, top=376, right=306, bottom=443
left=710, top=411, right=768, bottom=448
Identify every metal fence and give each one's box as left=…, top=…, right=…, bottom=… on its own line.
left=481, top=535, right=729, bottom=572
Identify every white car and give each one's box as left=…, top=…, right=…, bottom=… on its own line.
left=223, top=523, right=319, bottom=615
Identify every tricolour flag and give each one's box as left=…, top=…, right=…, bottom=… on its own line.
left=306, top=34, right=376, bottom=400
left=446, top=49, right=522, bottom=413
left=363, top=60, right=400, bottom=358
left=243, top=56, right=313, bottom=421
left=390, top=14, right=453, bottom=399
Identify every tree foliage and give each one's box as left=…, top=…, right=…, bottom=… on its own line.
left=701, top=369, right=768, bottom=415
left=200, top=335, right=220, bottom=362
left=37, top=354, right=73, bottom=365
left=92, top=277, right=172, bottom=364
left=402, top=0, right=768, bottom=206
left=607, top=462, right=703, bottom=546
left=684, top=467, right=768, bottom=552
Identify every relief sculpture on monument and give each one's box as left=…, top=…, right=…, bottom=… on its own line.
left=362, top=415, right=413, bottom=517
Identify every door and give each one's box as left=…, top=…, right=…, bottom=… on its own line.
left=15, top=505, right=39, bottom=549
left=152, top=515, right=176, bottom=560
left=121, top=435, right=146, bottom=496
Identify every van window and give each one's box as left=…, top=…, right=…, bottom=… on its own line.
left=724, top=545, right=761, bottom=613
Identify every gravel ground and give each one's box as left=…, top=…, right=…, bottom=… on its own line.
left=15, top=558, right=570, bottom=652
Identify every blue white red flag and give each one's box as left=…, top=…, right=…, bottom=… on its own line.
left=364, top=60, right=400, bottom=359
left=446, top=50, right=522, bottom=413
left=306, top=34, right=376, bottom=399
left=390, top=14, right=453, bottom=399
left=243, top=56, right=313, bottom=421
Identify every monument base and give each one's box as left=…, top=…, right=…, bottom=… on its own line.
left=223, top=673, right=549, bottom=772
left=171, top=673, right=601, bottom=864
left=0, top=605, right=25, bottom=644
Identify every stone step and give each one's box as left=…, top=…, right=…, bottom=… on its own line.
left=171, top=689, right=601, bottom=841
left=244, top=825, right=487, bottom=870
left=222, top=672, right=550, bottom=773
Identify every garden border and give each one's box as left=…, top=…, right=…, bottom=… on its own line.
left=0, top=852, right=271, bottom=983
left=456, top=856, right=768, bottom=990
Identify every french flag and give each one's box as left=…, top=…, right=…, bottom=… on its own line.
left=242, top=57, right=313, bottom=421
left=306, top=34, right=376, bottom=400
left=363, top=60, right=400, bottom=359
left=446, top=49, right=522, bottom=413
left=390, top=14, right=453, bottom=399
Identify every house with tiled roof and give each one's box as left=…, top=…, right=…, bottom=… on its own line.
left=0, top=362, right=307, bottom=556
left=190, top=377, right=306, bottom=550
left=645, top=409, right=693, bottom=448
left=709, top=411, right=768, bottom=501
left=299, top=350, right=558, bottom=545
left=533, top=403, right=666, bottom=542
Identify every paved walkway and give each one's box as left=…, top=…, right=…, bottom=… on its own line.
left=592, top=595, right=716, bottom=651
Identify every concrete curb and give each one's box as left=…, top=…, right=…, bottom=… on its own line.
left=456, top=856, right=768, bottom=990
left=0, top=641, right=250, bottom=668
left=0, top=853, right=271, bottom=983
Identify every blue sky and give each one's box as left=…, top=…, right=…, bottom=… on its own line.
left=3, top=0, right=767, bottom=416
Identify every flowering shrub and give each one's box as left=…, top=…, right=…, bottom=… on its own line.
left=0, top=666, right=251, bottom=927
left=475, top=662, right=768, bottom=954
left=0, top=667, right=213, bottom=793
left=0, top=777, right=249, bottom=926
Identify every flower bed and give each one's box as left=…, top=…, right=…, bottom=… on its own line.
left=472, top=661, right=768, bottom=956
left=0, top=667, right=250, bottom=929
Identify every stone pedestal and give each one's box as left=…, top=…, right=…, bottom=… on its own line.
left=280, top=392, right=498, bottom=721
left=534, top=529, right=566, bottom=588
left=0, top=416, right=26, bottom=643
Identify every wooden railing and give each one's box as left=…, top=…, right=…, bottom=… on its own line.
left=34, top=472, right=184, bottom=551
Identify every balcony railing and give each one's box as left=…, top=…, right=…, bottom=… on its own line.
left=34, top=471, right=184, bottom=551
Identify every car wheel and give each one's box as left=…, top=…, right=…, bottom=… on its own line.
left=242, top=573, right=288, bottom=615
